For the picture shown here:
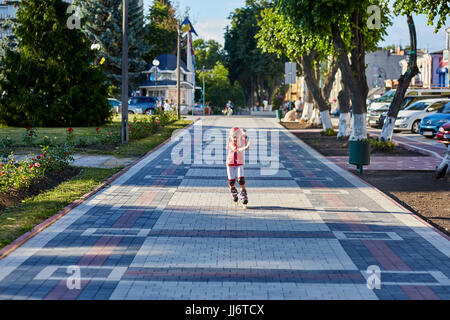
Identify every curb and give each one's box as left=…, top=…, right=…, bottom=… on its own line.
left=0, top=118, right=199, bottom=260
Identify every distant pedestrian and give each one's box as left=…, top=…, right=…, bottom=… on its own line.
left=164, top=99, right=172, bottom=113
left=226, top=100, right=233, bottom=117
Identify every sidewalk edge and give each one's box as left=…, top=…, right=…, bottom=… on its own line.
left=0, top=118, right=199, bottom=260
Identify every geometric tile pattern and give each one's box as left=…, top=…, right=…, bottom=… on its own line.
left=0, top=116, right=449, bottom=300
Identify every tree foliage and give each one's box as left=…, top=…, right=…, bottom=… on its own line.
left=193, top=39, right=225, bottom=70
left=144, top=0, right=178, bottom=62
left=0, top=0, right=110, bottom=127
left=197, top=62, right=245, bottom=109
left=393, top=0, right=449, bottom=31
left=78, top=0, right=150, bottom=87
left=224, top=0, right=285, bottom=107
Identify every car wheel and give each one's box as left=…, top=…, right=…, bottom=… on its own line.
left=411, top=120, right=420, bottom=134
left=128, top=111, right=134, bottom=114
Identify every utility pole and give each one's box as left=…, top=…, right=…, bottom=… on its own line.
left=177, top=22, right=181, bottom=120
left=203, top=66, right=206, bottom=114
left=121, top=0, right=129, bottom=144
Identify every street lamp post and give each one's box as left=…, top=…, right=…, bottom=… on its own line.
left=121, top=0, right=129, bottom=144
left=153, top=58, right=160, bottom=104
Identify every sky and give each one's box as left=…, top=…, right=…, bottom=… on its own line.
left=143, top=0, right=449, bottom=52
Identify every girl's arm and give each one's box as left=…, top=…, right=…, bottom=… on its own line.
left=237, top=139, right=251, bottom=152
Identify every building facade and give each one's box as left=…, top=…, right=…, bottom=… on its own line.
left=139, top=54, right=195, bottom=109
left=0, top=0, right=18, bottom=38
left=365, top=48, right=405, bottom=90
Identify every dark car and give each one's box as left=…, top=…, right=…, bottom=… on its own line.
left=128, top=96, right=159, bottom=115
left=368, top=95, right=446, bottom=129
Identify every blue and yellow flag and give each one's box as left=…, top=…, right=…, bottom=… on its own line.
left=181, top=18, right=198, bottom=36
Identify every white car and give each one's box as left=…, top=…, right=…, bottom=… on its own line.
left=393, top=98, right=450, bottom=133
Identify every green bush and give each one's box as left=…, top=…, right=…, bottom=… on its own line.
left=0, top=137, right=13, bottom=161
left=367, top=137, right=395, bottom=153
left=321, top=128, right=338, bottom=137
left=23, top=126, right=38, bottom=146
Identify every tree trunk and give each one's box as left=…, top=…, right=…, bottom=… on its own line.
left=301, top=82, right=314, bottom=121
left=331, top=21, right=366, bottom=141
left=301, top=52, right=336, bottom=130
left=249, top=78, right=255, bottom=109
left=322, top=57, right=339, bottom=101
left=379, top=15, right=419, bottom=142
left=337, top=82, right=351, bottom=138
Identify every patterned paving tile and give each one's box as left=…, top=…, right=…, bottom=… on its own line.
left=0, top=116, right=449, bottom=300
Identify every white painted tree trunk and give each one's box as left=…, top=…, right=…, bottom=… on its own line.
left=337, top=112, right=351, bottom=138
left=320, top=110, right=333, bottom=131
left=301, top=102, right=314, bottom=121
left=308, top=108, right=321, bottom=125
left=379, top=116, right=396, bottom=142
left=349, top=113, right=367, bottom=141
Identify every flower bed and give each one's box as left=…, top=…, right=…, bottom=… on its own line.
left=0, top=143, right=74, bottom=197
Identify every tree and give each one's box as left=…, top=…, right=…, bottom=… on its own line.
left=277, top=0, right=391, bottom=140
left=193, top=39, right=225, bottom=70
left=256, top=7, right=338, bottom=130
left=78, top=0, right=150, bottom=88
left=0, top=0, right=110, bottom=127
left=224, top=0, right=284, bottom=108
left=198, top=62, right=245, bottom=110
left=143, top=0, right=178, bottom=62
left=379, top=0, right=449, bottom=141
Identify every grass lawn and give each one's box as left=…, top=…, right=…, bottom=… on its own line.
left=0, top=116, right=120, bottom=147
left=0, top=167, right=121, bottom=250
left=0, top=115, right=192, bottom=158
left=0, top=118, right=193, bottom=250
left=105, top=119, right=192, bottom=158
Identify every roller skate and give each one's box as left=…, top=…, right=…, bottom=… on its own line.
left=240, top=188, right=248, bottom=209
left=231, top=187, right=239, bottom=207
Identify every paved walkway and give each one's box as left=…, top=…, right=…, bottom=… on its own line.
left=0, top=116, right=450, bottom=300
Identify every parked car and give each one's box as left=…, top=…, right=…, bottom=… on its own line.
left=368, top=95, right=446, bottom=129
left=128, top=96, right=159, bottom=115
left=436, top=122, right=450, bottom=144
left=368, top=89, right=397, bottom=111
left=389, top=99, right=450, bottom=133
left=419, top=101, right=450, bottom=138
left=108, top=98, right=121, bottom=114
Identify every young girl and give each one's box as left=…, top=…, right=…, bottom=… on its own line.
left=226, top=127, right=251, bottom=208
